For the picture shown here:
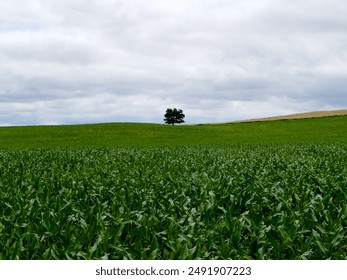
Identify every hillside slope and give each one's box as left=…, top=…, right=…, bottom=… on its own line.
left=0, top=115, right=346, bottom=149
left=233, top=109, right=347, bottom=123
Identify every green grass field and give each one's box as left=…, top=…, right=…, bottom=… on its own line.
left=0, top=116, right=346, bottom=259
left=0, top=115, right=346, bottom=149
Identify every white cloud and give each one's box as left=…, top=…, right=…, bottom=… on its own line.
left=0, top=0, right=346, bottom=125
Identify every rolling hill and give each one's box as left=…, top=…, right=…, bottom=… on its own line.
left=231, top=109, right=347, bottom=123
left=0, top=111, right=346, bottom=149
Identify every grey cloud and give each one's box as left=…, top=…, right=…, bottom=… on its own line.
left=0, top=0, right=346, bottom=125
left=1, top=32, right=97, bottom=65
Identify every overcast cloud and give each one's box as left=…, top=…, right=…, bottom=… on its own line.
left=1, top=0, right=346, bottom=125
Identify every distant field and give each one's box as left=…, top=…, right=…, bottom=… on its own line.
left=0, top=115, right=346, bottom=260
left=0, top=115, right=346, bottom=149
left=231, top=109, right=347, bottom=123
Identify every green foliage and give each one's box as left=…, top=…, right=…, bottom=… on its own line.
left=0, top=144, right=346, bottom=259
left=164, top=108, right=185, bottom=125
left=0, top=116, right=346, bottom=259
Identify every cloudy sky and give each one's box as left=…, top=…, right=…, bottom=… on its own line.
left=1, top=0, right=346, bottom=125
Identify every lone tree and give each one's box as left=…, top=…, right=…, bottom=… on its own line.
left=164, top=108, right=185, bottom=125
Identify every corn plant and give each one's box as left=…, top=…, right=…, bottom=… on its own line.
left=0, top=144, right=346, bottom=259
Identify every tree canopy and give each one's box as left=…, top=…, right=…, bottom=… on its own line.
left=164, top=108, right=185, bottom=125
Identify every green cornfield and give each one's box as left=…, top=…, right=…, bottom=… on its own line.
left=0, top=144, right=346, bottom=259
